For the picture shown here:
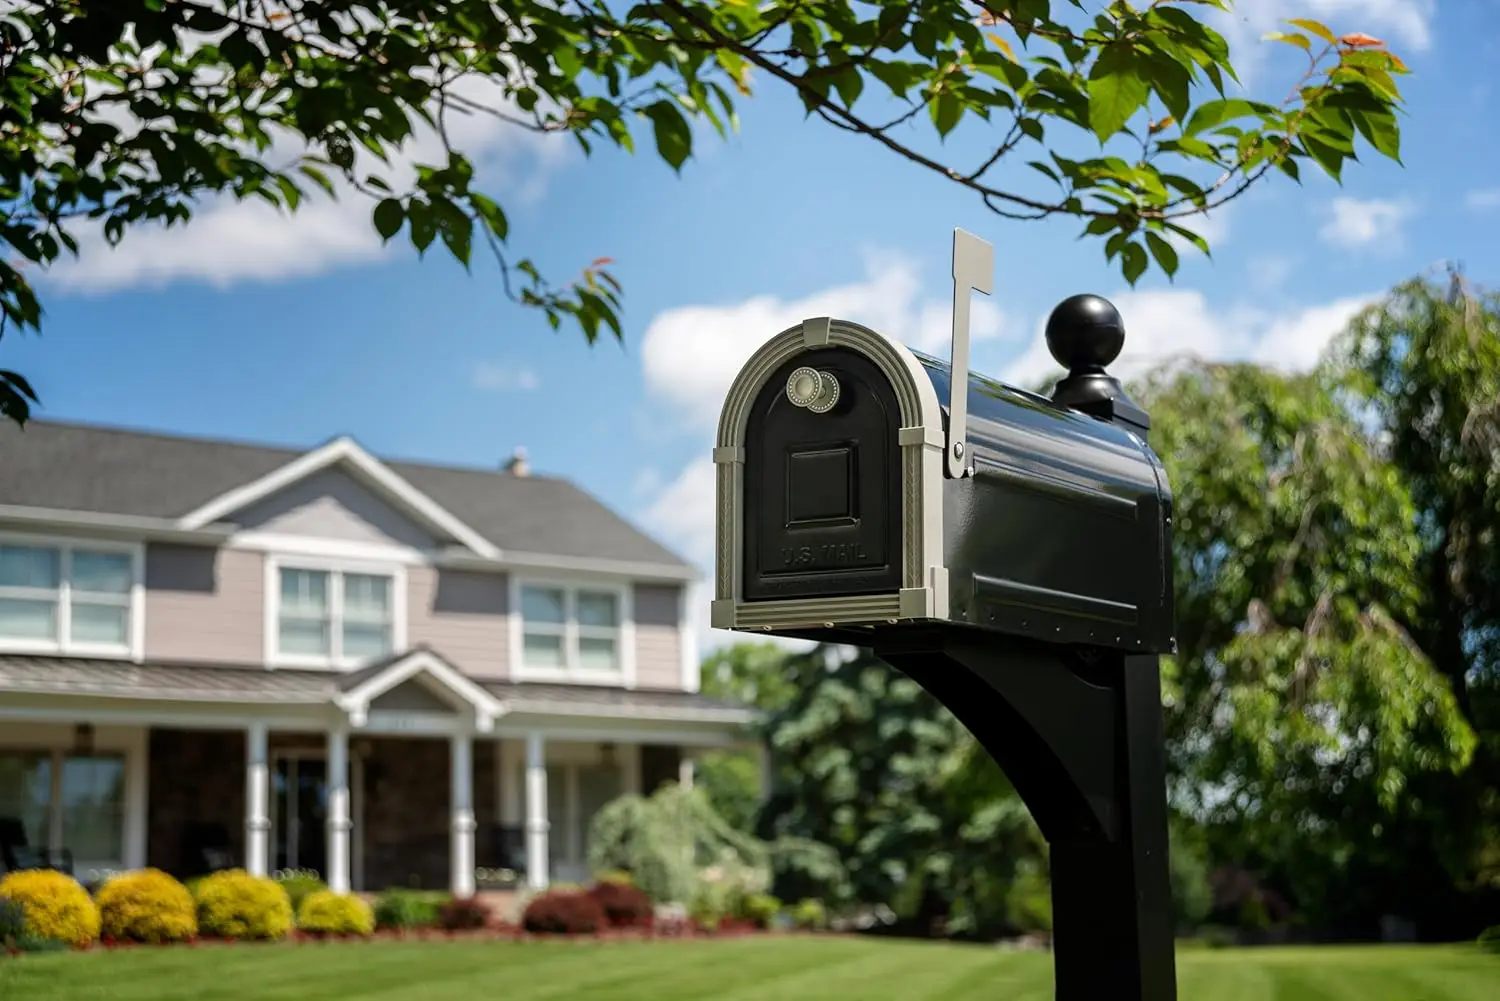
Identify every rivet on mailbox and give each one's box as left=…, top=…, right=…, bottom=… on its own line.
left=711, top=228, right=1180, bottom=1001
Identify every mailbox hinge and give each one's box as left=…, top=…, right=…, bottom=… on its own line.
left=947, top=228, right=994, bottom=479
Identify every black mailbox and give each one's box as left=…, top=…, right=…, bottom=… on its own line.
left=711, top=243, right=1174, bottom=656
left=713, top=230, right=1180, bottom=1001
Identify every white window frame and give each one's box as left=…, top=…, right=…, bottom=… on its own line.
left=265, top=554, right=408, bottom=670
left=0, top=533, right=145, bottom=662
left=510, top=576, right=635, bottom=687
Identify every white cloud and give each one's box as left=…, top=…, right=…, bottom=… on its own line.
left=1214, top=0, right=1435, bottom=71
left=41, top=75, right=569, bottom=294
left=639, top=249, right=1009, bottom=432
left=472, top=362, right=540, bottom=393
left=1318, top=196, right=1414, bottom=250
left=1466, top=188, right=1500, bottom=212
left=1000, top=289, right=1379, bottom=389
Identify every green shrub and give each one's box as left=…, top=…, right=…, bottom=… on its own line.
left=593, top=869, right=634, bottom=887
left=1478, top=925, right=1500, bottom=955
left=297, top=891, right=374, bottom=937
left=1004, top=861, right=1053, bottom=934
left=689, top=881, right=731, bottom=932
left=790, top=898, right=827, bottom=931
left=96, top=869, right=198, bottom=944
left=0, top=869, right=100, bottom=947
left=193, top=869, right=293, bottom=941
left=740, top=893, right=781, bottom=929
left=275, top=873, right=328, bottom=912
left=0, top=896, right=27, bottom=944
left=373, top=890, right=442, bottom=930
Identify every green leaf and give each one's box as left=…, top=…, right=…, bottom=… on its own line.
left=407, top=201, right=437, bottom=254
left=1087, top=44, right=1149, bottom=142
left=372, top=198, right=404, bottom=241
left=1145, top=231, right=1180, bottom=278
left=1121, top=241, right=1148, bottom=285
left=1264, top=32, right=1312, bottom=51
left=931, top=93, right=964, bottom=138
left=643, top=100, right=693, bottom=171
left=1350, top=109, right=1402, bottom=163
left=1184, top=98, right=1261, bottom=136
left=1285, top=18, right=1338, bottom=45
left=1162, top=222, right=1210, bottom=257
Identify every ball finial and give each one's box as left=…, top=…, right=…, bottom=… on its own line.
left=1045, top=294, right=1125, bottom=374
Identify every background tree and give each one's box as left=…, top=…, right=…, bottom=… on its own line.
left=1137, top=343, right=1480, bottom=934
left=2, top=1, right=1409, bottom=423
left=696, top=641, right=800, bottom=832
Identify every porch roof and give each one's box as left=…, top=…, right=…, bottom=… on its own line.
left=0, top=653, right=759, bottom=725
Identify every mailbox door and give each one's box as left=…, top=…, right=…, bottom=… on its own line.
left=742, top=347, right=903, bottom=602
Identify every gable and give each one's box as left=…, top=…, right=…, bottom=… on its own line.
left=235, top=467, right=438, bottom=550
left=369, top=678, right=457, bottom=714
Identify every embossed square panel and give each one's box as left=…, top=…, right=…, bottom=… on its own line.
left=786, top=446, right=855, bottom=526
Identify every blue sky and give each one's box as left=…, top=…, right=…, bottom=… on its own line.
left=6, top=0, right=1496, bottom=651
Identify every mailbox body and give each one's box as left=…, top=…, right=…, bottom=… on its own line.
left=711, top=317, right=1175, bottom=654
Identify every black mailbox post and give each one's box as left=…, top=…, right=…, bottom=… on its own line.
left=711, top=230, right=1178, bottom=1001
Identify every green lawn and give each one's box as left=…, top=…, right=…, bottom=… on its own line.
left=1, top=936, right=1495, bottom=1001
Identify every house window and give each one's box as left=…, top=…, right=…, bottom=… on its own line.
left=0, top=750, right=126, bottom=868
left=519, top=584, right=622, bottom=674
left=275, top=566, right=395, bottom=665
left=0, top=541, right=136, bottom=654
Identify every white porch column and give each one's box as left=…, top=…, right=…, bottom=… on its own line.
left=244, top=722, right=270, bottom=878
left=450, top=733, right=477, bottom=897
left=325, top=725, right=351, bottom=894
left=524, top=732, right=549, bottom=890
left=678, top=752, right=695, bottom=791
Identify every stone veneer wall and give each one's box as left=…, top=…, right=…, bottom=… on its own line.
left=360, top=737, right=497, bottom=891
left=146, top=728, right=245, bottom=878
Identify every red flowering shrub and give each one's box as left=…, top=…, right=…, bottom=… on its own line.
left=438, top=896, right=492, bottom=931
left=522, top=890, right=606, bottom=935
left=586, top=880, right=653, bottom=928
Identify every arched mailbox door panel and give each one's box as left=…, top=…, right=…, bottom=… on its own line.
left=742, top=347, right=903, bottom=601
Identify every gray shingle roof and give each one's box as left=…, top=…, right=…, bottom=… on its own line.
left=0, top=655, right=757, bottom=725
left=0, top=420, right=689, bottom=568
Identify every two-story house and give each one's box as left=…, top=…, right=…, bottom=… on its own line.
left=0, top=419, right=754, bottom=897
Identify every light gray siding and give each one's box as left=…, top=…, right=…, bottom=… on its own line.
left=234, top=467, right=439, bottom=550
left=144, top=545, right=264, bottom=664
left=633, top=584, right=683, bottom=690
left=370, top=679, right=456, bottom=713
left=408, top=565, right=510, bottom=680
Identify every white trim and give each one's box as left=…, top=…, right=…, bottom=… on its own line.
left=678, top=585, right=700, bottom=693
left=264, top=553, right=409, bottom=671
left=175, top=437, right=500, bottom=559
left=0, top=505, right=235, bottom=545
left=439, top=548, right=697, bottom=584
left=509, top=576, right=634, bottom=688
left=230, top=532, right=432, bottom=566
left=336, top=648, right=504, bottom=731
left=0, top=531, right=146, bottom=663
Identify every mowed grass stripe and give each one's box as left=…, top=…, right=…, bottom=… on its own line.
left=0, top=938, right=1494, bottom=1001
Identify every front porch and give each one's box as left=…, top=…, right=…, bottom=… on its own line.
left=0, top=650, right=753, bottom=893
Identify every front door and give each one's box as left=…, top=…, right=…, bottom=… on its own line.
left=272, top=755, right=328, bottom=879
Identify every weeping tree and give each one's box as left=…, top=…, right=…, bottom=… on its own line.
left=1139, top=350, right=1478, bottom=932
left=587, top=782, right=844, bottom=908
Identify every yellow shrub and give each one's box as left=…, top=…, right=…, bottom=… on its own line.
left=297, top=890, right=375, bottom=937
left=0, top=869, right=100, bottom=947
left=96, top=869, right=198, bottom=944
left=193, top=869, right=293, bottom=941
